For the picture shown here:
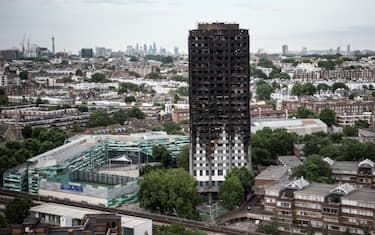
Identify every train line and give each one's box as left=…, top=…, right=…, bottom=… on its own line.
left=0, top=188, right=264, bottom=235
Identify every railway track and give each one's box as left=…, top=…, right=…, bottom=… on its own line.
left=0, top=188, right=264, bottom=235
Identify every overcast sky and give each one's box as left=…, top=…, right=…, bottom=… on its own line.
left=1, top=0, right=375, bottom=54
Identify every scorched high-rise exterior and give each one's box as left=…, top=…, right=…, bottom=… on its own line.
left=189, top=23, right=251, bottom=192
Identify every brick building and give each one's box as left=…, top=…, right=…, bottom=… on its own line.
left=264, top=178, right=375, bottom=234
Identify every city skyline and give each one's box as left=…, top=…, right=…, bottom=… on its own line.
left=1, top=0, right=375, bottom=54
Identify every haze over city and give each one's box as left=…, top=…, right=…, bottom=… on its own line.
left=1, top=0, right=375, bottom=53
left=2, top=1, right=375, bottom=235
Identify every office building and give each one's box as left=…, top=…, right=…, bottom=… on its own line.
left=282, top=44, right=288, bottom=55
left=80, top=48, right=93, bottom=58
left=189, top=23, right=251, bottom=192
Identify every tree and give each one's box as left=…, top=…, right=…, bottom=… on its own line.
left=19, top=70, right=28, bottom=80
left=257, top=58, right=275, bottom=68
left=317, top=83, right=331, bottom=91
left=139, top=169, right=202, bottom=219
left=146, top=72, right=162, bottom=79
left=219, top=175, right=244, bottom=209
left=290, top=107, right=317, bottom=118
left=118, top=82, right=141, bottom=94
left=4, top=197, right=32, bottom=224
left=75, top=69, right=83, bottom=76
left=124, top=95, right=136, bottom=103
left=176, top=87, right=189, bottom=97
left=252, top=147, right=273, bottom=166
left=176, top=145, right=189, bottom=171
left=127, top=106, right=145, bottom=119
left=225, top=167, right=254, bottom=196
left=91, top=73, right=109, bottom=83
left=260, top=218, right=279, bottom=235
left=162, top=121, right=183, bottom=135
left=291, top=82, right=317, bottom=96
left=256, top=82, right=273, bottom=100
left=343, top=125, right=357, bottom=137
left=78, top=105, right=88, bottom=112
left=88, top=110, right=113, bottom=127
left=0, top=214, right=7, bottom=228
left=152, top=145, right=172, bottom=168
left=302, top=134, right=332, bottom=156
left=0, top=88, right=8, bottom=105
left=332, top=82, right=348, bottom=91
left=294, top=155, right=332, bottom=183
left=319, top=108, right=336, bottom=127
left=156, top=224, right=207, bottom=235
left=13, top=148, right=32, bottom=163
left=113, top=109, right=128, bottom=125
left=355, top=120, right=369, bottom=129
left=252, top=129, right=292, bottom=165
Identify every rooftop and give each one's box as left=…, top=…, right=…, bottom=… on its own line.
left=197, top=23, right=239, bottom=30
left=342, top=188, right=375, bottom=203
left=277, top=156, right=302, bottom=169
left=295, top=183, right=334, bottom=197
left=255, top=166, right=289, bottom=180
left=30, top=203, right=103, bottom=219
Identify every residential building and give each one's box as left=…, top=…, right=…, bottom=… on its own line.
left=281, top=99, right=375, bottom=116
left=358, top=128, right=375, bottom=142
left=336, top=112, right=373, bottom=126
left=0, top=214, right=122, bottom=235
left=324, top=157, right=375, bottom=188
left=29, top=203, right=152, bottom=234
left=255, top=166, right=290, bottom=195
left=263, top=178, right=375, bottom=235
left=189, top=23, right=251, bottom=192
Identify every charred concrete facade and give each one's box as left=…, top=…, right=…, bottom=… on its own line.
left=188, top=23, right=251, bottom=192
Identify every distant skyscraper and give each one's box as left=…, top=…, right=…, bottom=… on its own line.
left=95, top=47, right=106, bottom=57
left=153, top=42, right=157, bottom=54
left=189, top=23, right=251, bottom=193
left=174, top=46, right=179, bottom=56
left=336, top=46, right=341, bottom=54
left=301, top=47, right=307, bottom=55
left=143, top=44, right=147, bottom=55
left=282, top=45, right=288, bottom=55
left=81, top=48, right=93, bottom=58
left=347, top=44, right=351, bottom=55
left=51, top=36, right=55, bottom=55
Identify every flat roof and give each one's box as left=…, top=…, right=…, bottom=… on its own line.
left=332, top=161, right=358, bottom=172
left=277, top=156, right=302, bottom=169
left=295, top=183, right=333, bottom=197
left=256, top=166, right=289, bottom=180
left=30, top=203, right=103, bottom=219
left=342, top=188, right=375, bottom=203
left=30, top=203, right=151, bottom=228
left=27, top=132, right=187, bottom=169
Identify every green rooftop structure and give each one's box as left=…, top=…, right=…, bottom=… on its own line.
left=3, top=132, right=189, bottom=207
